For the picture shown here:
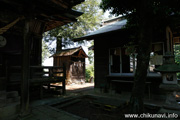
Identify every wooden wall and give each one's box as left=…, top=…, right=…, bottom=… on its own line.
left=94, top=38, right=109, bottom=88
left=71, top=57, right=85, bottom=82
left=93, top=31, right=130, bottom=88
left=93, top=30, right=163, bottom=93
left=0, top=23, right=42, bottom=91
left=53, top=56, right=86, bottom=83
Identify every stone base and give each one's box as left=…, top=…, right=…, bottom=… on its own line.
left=0, top=102, right=20, bottom=120
left=158, top=83, right=180, bottom=111
left=164, top=92, right=180, bottom=109
left=163, top=104, right=180, bottom=110
left=159, top=84, right=180, bottom=91
left=0, top=91, right=20, bottom=120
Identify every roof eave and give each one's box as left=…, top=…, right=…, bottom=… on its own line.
left=72, top=28, right=126, bottom=42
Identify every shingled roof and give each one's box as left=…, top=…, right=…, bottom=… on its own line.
left=51, top=46, right=88, bottom=58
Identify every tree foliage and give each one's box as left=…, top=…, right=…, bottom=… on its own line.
left=42, top=39, right=50, bottom=63
left=100, top=0, right=180, bottom=15
left=175, top=45, right=180, bottom=65
left=44, top=0, right=103, bottom=53
left=85, top=65, right=94, bottom=82
left=100, top=0, right=180, bottom=114
left=174, top=45, right=180, bottom=79
left=85, top=41, right=94, bottom=82
left=100, top=0, right=180, bottom=32
left=87, top=41, right=94, bottom=64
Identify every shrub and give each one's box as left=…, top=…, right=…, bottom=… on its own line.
left=85, top=65, right=94, bottom=82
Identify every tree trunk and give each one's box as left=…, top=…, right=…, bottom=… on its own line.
left=130, top=0, right=153, bottom=114
left=56, top=36, right=63, bottom=53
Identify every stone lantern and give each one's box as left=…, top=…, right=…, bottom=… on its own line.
left=154, top=52, right=180, bottom=112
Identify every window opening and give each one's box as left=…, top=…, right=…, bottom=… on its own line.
left=130, top=53, right=137, bottom=73
left=109, top=48, right=121, bottom=74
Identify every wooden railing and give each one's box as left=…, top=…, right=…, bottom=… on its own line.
left=30, top=66, right=66, bottom=95
left=7, top=65, right=66, bottom=97
left=30, top=66, right=66, bottom=83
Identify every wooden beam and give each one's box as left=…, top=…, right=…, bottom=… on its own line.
left=51, top=0, right=68, bottom=9
left=0, top=0, right=23, bottom=7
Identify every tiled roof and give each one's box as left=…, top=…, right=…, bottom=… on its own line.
left=73, top=19, right=127, bottom=41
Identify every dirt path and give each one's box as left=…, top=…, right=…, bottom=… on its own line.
left=66, top=83, right=94, bottom=91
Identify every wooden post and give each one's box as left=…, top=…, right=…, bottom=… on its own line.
left=62, top=64, right=66, bottom=95
left=48, top=67, right=52, bottom=90
left=166, top=26, right=173, bottom=53
left=40, top=84, right=43, bottom=99
left=133, top=54, right=136, bottom=74
left=21, top=19, right=30, bottom=116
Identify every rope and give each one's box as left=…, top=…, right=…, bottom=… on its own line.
left=0, top=16, right=24, bottom=34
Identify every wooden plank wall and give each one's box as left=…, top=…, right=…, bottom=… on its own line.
left=93, top=32, right=132, bottom=88
left=94, top=33, right=163, bottom=93
left=94, top=38, right=109, bottom=88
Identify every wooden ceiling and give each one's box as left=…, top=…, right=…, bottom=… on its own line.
left=0, top=0, right=84, bottom=32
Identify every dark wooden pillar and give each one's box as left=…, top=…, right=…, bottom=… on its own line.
left=0, top=55, right=6, bottom=91
left=21, top=19, right=31, bottom=116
